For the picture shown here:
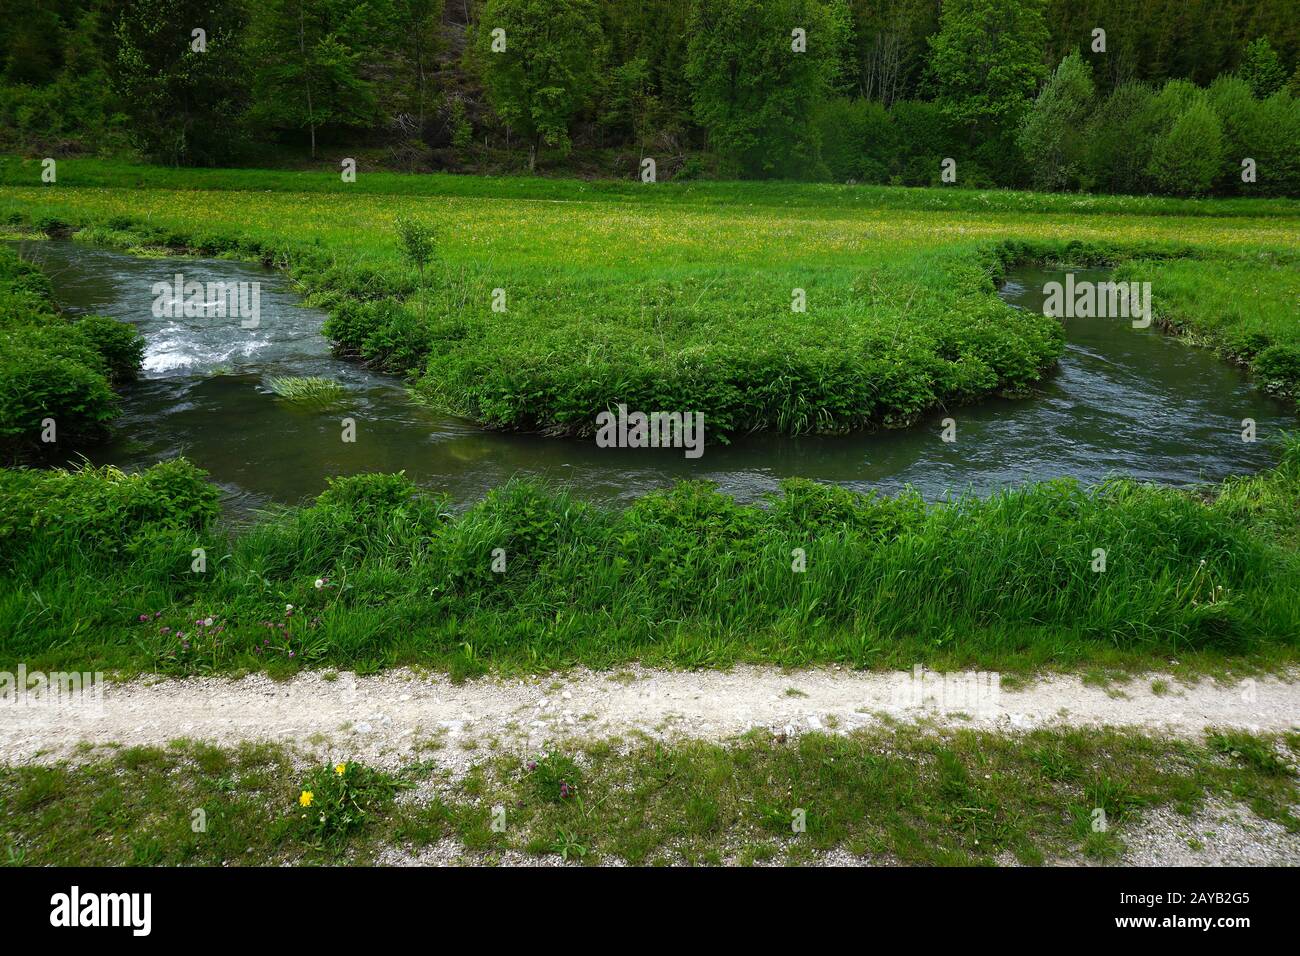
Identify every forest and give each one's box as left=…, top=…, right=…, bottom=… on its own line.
left=2, top=0, right=1299, bottom=195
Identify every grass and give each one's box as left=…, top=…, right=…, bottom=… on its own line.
left=2, top=158, right=1298, bottom=437
left=264, top=376, right=346, bottom=409
left=2, top=726, right=1295, bottom=866
left=5, top=157, right=1300, bottom=217
left=2, top=445, right=1300, bottom=678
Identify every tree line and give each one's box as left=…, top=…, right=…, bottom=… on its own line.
left=1, top=0, right=1297, bottom=195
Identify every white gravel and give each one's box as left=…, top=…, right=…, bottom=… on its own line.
left=1111, top=798, right=1300, bottom=867
left=4, top=664, right=1297, bottom=771
left=6, top=665, right=1297, bottom=866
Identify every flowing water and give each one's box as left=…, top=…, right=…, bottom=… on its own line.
left=13, top=240, right=1293, bottom=513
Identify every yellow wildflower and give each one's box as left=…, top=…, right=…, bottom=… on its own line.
left=299, top=790, right=314, bottom=807
left=334, top=762, right=346, bottom=776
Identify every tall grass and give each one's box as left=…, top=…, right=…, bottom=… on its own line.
left=265, top=376, right=346, bottom=409
left=3, top=448, right=1299, bottom=677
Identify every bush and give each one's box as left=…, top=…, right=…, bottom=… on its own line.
left=314, top=471, right=420, bottom=517
left=322, top=299, right=432, bottom=372
left=0, top=458, right=221, bottom=561
left=73, top=315, right=145, bottom=385
left=0, top=249, right=140, bottom=455
left=288, top=471, right=447, bottom=565
left=1253, top=345, right=1300, bottom=396
left=0, top=346, right=116, bottom=448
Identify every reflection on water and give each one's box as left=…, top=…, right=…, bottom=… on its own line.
left=13, top=241, right=1293, bottom=514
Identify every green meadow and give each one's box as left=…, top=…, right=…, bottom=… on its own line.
left=1, top=159, right=1299, bottom=677
left=2, top=158, right=1299, bottom=436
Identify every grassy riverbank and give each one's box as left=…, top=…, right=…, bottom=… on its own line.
left=2, top=159, right=1298, bottom=436
left=3, top=445, right=1300, bottom=677
left=0, top=248, right=142, bottom=458
left=3, top=726, right=1296, bottom=866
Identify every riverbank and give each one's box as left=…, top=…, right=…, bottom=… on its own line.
left=3, top=160, right=1298, bottom=440
left=4, top=448, right=1300, bottom=678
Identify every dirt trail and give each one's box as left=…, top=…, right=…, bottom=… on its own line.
left=4, top=665, right=1297, bottom=769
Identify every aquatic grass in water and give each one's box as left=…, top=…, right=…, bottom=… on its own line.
left=265, top=376, right=345, bottom=409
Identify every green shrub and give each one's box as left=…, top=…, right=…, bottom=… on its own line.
left=813, top=98, right=893, bottom=183
left=888, top=100, right=960, bottom=186
left=11, top=325, right=107, bottom=377
left=73, top=315, right=145, bottom=385
left=1253, top=345, right=1300, bottom=396
left=0, top=249, right=139, bottom=454
left=288, top=471, right=447, bottom=565
left=0, top=346, right=116, bottom=448
left=0, top=458, right=221, bottom=561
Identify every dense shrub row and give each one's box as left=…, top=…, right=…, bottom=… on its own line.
left=1016, top=56, right=1300, bottom=197
left=0, top=247, right=142, bottom=457
left=816, top=71, right=1300, bottom=196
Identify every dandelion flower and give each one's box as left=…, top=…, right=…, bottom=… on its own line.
left=299, top=790, right=313, bottom=807
left=334, top=762, right=346, bottom=776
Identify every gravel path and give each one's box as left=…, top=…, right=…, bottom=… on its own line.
left=4, top=665, right=1297, bottom=770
